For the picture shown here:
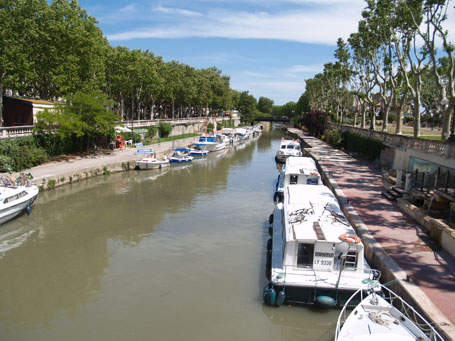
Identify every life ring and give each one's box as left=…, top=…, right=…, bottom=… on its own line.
left=339, top=234, right=361, bottom=244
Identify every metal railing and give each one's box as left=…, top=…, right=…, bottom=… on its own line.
left=328, top=123, right=455, bottom=159
left=0, top=117, right=235, bottom=139
left=413, top=168, right=455, bottom=198
left=335, top=284, right=444, bottom=340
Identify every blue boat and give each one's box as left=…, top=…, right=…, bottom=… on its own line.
left=169, top=149, right=194, bottom=163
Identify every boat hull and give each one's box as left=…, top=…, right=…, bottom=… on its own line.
left=136, top=161, right=169, bottom=169
left=267, top=283, right=366, bottom=308
left=0, top=187, right=39, bottom=225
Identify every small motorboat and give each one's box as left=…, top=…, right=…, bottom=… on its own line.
left=335, top=284, right=444, bottom=340
left=136, top=151, right=169, bottom=170
left=0, top=173, right=39, bottom=225
left=187, top=146, right=209, bottom=157
left=275, top=138, right=302, bottom=163
left=169, top=149, right=194, bottom=163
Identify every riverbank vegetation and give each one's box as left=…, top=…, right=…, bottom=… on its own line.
left=299, top=1, right=454, bottom=141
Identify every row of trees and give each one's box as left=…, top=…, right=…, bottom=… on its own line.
left=0, top=0, right=255, bottom=128
left=303, top=0, right=454, bottom=139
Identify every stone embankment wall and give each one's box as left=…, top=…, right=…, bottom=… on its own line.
left=34, top=136, right=199, bottom=191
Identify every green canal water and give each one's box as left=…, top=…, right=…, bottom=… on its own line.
left=0, top=130, right=339, bottom=341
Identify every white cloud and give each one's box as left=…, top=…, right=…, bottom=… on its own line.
left=154, top=6, right=202, bottom=17
left=107, top=4, right=364, bottom=45
left=288, top=64, right=323, bottom=73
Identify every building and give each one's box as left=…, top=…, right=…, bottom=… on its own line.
left=2, top=96, right=55, bottom=126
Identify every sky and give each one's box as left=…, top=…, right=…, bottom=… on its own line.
left=77, top=0, right=368, bottom=106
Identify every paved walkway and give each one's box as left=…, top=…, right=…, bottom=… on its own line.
left=11, top=137, right=198, bottom=186
left=290, top=129, right=455, bottom=340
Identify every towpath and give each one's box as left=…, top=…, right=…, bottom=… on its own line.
left=290, top=128, right=455, bottom=340
left=10, top=137, right=198, bottom=188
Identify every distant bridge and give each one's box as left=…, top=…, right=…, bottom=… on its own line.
left=254, top=116, right=291, bottom=123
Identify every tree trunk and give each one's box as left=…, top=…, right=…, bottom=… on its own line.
left=382, top=106, right=390, bottom=133
left=413, top=95, right=421, bottom=138
left=441, top=105, right=450, bottom=140
left=361, top=103, right=366, bottom=129
left=0, top=83, right=3, bottom=127
left=353, top=112, right=358, bottom=127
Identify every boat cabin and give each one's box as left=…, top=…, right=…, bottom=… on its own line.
left=275, top=157, right=322, bottom=202
left=275, top=138, right=302, bottom=162
left=280, top=185, right=365, bottom=273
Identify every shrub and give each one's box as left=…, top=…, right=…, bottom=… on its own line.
left=0, top=136, right=49, bottom=171
left=207, top=122, right=214, bottom=133
left=341, top=132, right=383, bottom=161
left=0, top=155, right=13, bottom=172
left=323, top=128, right=343, bottom=148
left=301, top=111, right=328, bottom=138
left=216, top=123, right=223, bottom=131
left=145, top=126, right=158, bottom=139
left=158, top=122, right=172, bottom=138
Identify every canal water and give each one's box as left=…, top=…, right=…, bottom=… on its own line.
left=0, top=130, right=339, bottom=341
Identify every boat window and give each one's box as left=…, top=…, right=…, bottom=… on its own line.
left=281, top=145, right=286, bottom=149
left=297, top=243, right=314, bottom=268
left=344, top=251, right=358, bottom=269
left=290, top=175, right=298, bottom=185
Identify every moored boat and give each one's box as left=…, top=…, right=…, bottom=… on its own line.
left=275, top=138, right=302, bottom=163
left=0, top=173, right=39, bottom=225
left=335, top=284, right=444, bottom=340
left=194, top=135, right=226, bottom=152
left=136, top=150, right=169, bottom=170
left=274, top=156, right=322, bottom=203
left=265, top=185, right=380, bottom=308
left=169, top=149, right=194, bottom=163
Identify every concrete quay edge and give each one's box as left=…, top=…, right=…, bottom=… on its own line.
left=16, top=136, right=199, bottom=191
left=288, top=128, right=455, bottom=340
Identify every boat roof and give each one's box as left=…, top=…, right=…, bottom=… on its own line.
left=280, top=139, right=300, bottom=147
left=285, top=157, right=319, bottom=176
left=284, top=185, right=357, bottom=243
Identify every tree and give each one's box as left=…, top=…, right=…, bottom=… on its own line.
left=35, top=89, right=120, bottom=150
left=237, top=91, right=257, bottom=123
left=257, top=97, right=274, bottom=114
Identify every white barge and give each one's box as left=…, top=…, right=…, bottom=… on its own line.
left=265, top=185, right=379, bottom=307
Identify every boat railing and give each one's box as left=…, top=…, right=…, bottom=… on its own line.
left=334, top=284, right=444, bottom=340
left=274, top=266, right=380, bottom=283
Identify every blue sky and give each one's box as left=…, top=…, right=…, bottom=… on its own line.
left=78, top=0, right=367, bottom=105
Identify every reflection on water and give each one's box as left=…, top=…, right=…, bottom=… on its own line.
left=0, top=131, right=338, bottom=341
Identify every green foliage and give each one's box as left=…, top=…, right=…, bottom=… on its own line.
left=123, top=132, right=141, bottom=143
left=216, top=123, right=223, bottom=130
left=158, top=122, right=172, bottom=138
left=0, top=155, right=13, bottom=172
left=323, top=128, right=343, bottom=148
left=0, top=136, right=48, bottom=171
left=145, top=126, right=158, bottom=139
left=301, top=111, right=328, bottom=138
left=257, top=97, right=274, bottom=114
left=206, top=122, right=214, bottom=133
left=341, top=132, right=384, bottom=161
left=237, top=91, right=257, bottom=123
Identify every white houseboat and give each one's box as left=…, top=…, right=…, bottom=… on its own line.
left=274, top=157, right=322, bottom=202
left=275, top=138, right=302, bottom=163
left=265, top=185, right=379, bottom=307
